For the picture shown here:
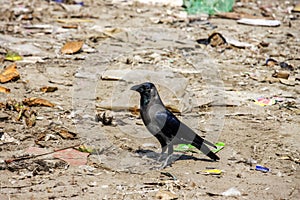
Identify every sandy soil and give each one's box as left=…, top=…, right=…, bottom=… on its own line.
left=0, top=0, right=299, bottom=199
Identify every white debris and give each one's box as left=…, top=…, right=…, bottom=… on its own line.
left=237, top=18, right=281, bottom=27
left=222, top=187, right=241, bottom=196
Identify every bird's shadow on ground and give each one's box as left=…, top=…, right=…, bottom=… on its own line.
left=135, top=149, right=215, bottom=163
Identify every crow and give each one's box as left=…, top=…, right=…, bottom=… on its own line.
left=131, top=82, right=219, bottom=168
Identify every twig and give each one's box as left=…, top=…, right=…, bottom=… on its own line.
left=0, top=181, right=44, bottom=189
left=5, top=143, right=82, bottom=164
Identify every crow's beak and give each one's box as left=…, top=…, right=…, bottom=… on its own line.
left=130, top=84, right=141, bottom=91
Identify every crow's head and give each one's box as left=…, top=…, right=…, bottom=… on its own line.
left=130, top=82, right=155, bottom=93
left=131, top=82, right=159, bottom=105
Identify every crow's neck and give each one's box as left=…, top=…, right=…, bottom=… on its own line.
left=140, top=93, right=151, bottom=107
left=140, top=92, right=163, bottom=108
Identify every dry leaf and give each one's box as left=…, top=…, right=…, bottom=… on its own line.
left=266, top=58, right=278, bottom=67
left=40, top=86, right=58, bottom=93
left=57, top=129, right=77, bottom=139
left=272, top=71, right=290, bottom=79
left=25, top=111, right=36, bottom=127
left=23, top=97, right=55, bottom=107
left=196, top=32, right=226, bottom=47
left=61, top=41, right=84, bottom=54
left=0, top=63, right=20, bottom=83
left=0, top=86, right=10, bottom=93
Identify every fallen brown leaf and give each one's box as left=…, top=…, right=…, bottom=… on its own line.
left=57, top=129, right=77, bottom=139
left=272, top=71, right=290, bottom=79
left=0, top=63, right=20, bottom=83
left=196, top=32, right=226, bottom=47
left=40, top=86, right=58, bottom=93
left=0, top=86, right=10, bottom=93
left=61, top=41, right=84, bottom=54
left=25, top=111, right=36, bottom=127
left=23, top=97, right=55, bottom=107
left=266, top=58, right=278, bottom=67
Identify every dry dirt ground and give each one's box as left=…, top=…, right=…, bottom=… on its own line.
left=0, top=0, right=299, bottom=199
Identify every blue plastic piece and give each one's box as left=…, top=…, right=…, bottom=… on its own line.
left=255, top=165, right=270, bottom=173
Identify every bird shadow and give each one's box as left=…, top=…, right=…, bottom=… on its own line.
left=135, top=149, right=215, bottom=163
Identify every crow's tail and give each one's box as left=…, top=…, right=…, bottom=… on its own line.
left=192, top=135, right=220, bottom=161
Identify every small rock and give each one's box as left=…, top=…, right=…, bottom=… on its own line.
left=279, top=79, right=296, bottom=86
left=222, top=187, right=241, bottom=197
left=88, top=181, right=97, bottom=187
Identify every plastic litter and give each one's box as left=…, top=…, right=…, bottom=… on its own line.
left=255, top=165, right=270, bottom=173
left=5, top=51, right=22, bottom=61
left=175, top=142, right=224, bottom=154
left=254, top=97, right=276, bottom=107
left=237, top=18, right=281, bottom=27
left=174, top=144, right=198, bottom=153
left=201, top=169, right=222, bottom=175
left=184, top=0, right=235, bottom=15
left=212, top=142, right=225, bottom=153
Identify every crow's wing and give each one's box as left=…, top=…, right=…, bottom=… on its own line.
left=155, top=111, right=219, bottom=160
left=156, top=110, right=216, bottom=148
left=155, top=110, right=180, bottom=139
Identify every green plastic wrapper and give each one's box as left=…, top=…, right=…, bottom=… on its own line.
left=174, top=144, right=198, bottom=153
left=184, top=0, right=235, bottom=15
left=212, top=142, right=225, bottom=153
left=175, top=142, right=225, bottom=154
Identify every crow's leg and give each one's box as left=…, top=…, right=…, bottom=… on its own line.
left=154, top=134, right=167, bottom=161
left=150, top=145, right=173, bottom=170
left=157, top=145, right=167, bottom=161
left=160, top=145, right=176, bottom=169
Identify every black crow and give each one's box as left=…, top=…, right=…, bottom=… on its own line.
left=131, top=82, right=220, bottom=168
